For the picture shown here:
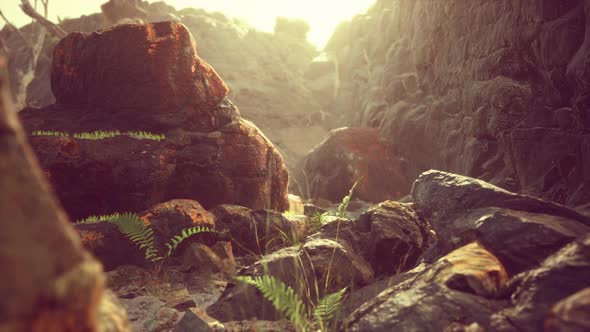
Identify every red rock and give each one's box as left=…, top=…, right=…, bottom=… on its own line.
left=295, top=127, right=409, bottom=203
left=19, top=22, right=289, bottom=219
left=51, top=21, right=228, bottom=109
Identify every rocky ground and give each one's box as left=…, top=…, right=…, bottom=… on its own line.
left=1, top=0, right=589, bottom=331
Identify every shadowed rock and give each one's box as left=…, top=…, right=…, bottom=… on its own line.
left=412, top=170, right=590, bottom=274
left=343, top=242, right=509, bottom=332
left=0, top=57, right=127, bottom=331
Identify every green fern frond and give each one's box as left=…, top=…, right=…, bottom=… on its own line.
left=314, top=287, right=347, bottom=329
left=111, top=212, right=162, bottom=263
left=235, top=275, right=308, bottom=332
left=164, top=226, right=214, bottom=257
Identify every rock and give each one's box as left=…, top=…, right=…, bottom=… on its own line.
left=492, top=234, right=590, bottom=331
left=51, top=21, right=227, bottom=109
left=545, top=287, right=590, bottom=331
left=326, top=0, right=590, bottom=208
left=344, top=283, right=505, bottom=332
left=221, top=319, right=295, bottom=332
left=0, top=57, right=124, bottom=330
left=311, top=201, right=432, bottom=278
left=76, top=200, right=219, bottom=270
left=288, top=194, right=304, bottom=215
left=97, top=290, right=132, bottom=332
left=76, top=220, right=148, bottom=271
left=173, top=308, right=219, bottom=332
left=140, top=199, right=216, bottom=254
left=165, top=295, right=197, bottom=312
left=181, top=241, right=236, bottom=278
left=303, top=203, right=327, bottom=216
left=211, top=205, right=306, bottom=256
left=19, top=22, right=290, bottom=220
left=295, top=127, right=409, bottom=203
left=120, top=295, right=182, bottom=331
left=412, top=170, right=590, bottom=273
left=343, top=242, right=510, bottom=331
left=207, top=238, right=374, bottom=322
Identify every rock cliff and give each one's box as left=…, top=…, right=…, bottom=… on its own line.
left=323, top=0, right=590, bottom=208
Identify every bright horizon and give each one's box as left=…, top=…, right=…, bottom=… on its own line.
left=0, top=0, right=375, bottom=48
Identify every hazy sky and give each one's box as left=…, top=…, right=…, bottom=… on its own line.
left=0, top=0, right=375, bottom=48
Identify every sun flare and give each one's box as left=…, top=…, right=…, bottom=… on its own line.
left=1, top=0, right=376, bottom=48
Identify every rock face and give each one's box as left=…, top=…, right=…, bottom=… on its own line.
left=327, top=0, right=590, bottom=207
left=294, top=127, right=409, bottom=202
left=412, top=170, right=590, bottom=275
left=4, top=0, right=327, bottom=170
left=0, top=57, right=127, bottom=330
left=19, top=21, right=289, bottom=220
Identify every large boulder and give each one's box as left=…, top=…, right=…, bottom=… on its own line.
left=294, top=127, right=409, bottom=203
left=310, top=201, right=433, bottom=277
left=0, top=57, right=127, bottom=331
left=343, top=242, right=509, bottom=331
left=491, top=234, right=590, bottom=331
left=19, top=22, right=290, bottom=220
left=412, top=170, right=590, bottom=274
left=211, top=204, right=306, bottom=257
left=76, top=199, right=217, bottom=270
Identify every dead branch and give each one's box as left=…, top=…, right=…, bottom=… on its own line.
left=19, top=0, right=66, bottom=39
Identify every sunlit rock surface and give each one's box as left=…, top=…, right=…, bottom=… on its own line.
left=19, top=21, right=290, bottom=219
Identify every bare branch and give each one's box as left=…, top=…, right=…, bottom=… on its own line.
left=19, top=0, right=66, bottom=39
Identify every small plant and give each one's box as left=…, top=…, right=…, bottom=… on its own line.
left=75, top=213, right=122, bottom=224
left=165, top=226, right=214, bottom=256
left=127, top=131, right=166, bottom=141
left=31, top=129, right=166, bottom=141
left=73, top=130, right=122, bottom=140
left=305, top=180, right=359, bottom=235
left=236, top=275, right=347, bottom=332
left=335, top=181, right=358, bottom=218
left=111, top=212, right=162, bottom=263
left=31, top=130, right=69, bottom=137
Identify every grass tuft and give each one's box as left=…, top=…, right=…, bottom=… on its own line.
left=31, top=130, right=166, bottom=141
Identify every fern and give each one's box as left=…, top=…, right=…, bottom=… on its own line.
left=235, top=275, right=347, bottom=332
left=111, top=212, right=162, bottom=262
left=314, top=287, right=347, bottom=330
left=235, top=275, right=308, bottom=331
left=164, top=226, right=214, bottom=256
